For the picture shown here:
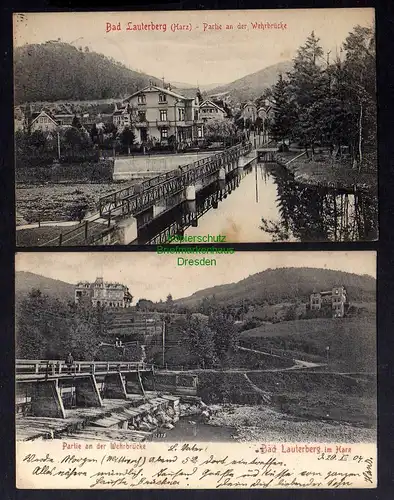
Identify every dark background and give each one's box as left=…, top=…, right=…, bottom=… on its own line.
left=1, top=0, right=393, bottom=498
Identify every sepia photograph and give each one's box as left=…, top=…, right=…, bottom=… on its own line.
left=13, top=9, right=377, bottom=246
left=15, top=250, right=376, bottom=486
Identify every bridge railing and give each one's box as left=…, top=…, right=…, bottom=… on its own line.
left=98, top=142, right=252, bottom=216
left=16, top=359, right=151, bottom=378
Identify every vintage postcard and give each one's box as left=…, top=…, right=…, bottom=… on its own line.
left=14, top=9, right=377, bottom=246
left=15, top=251, right=377, bottom=488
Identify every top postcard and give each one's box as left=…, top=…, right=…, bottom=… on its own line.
left=13, top=9, right=377, bottom=246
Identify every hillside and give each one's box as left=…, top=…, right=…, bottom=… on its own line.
left=14, top=42, right=162, bottom=103
left=209, top=61, right=293, bottom=103
left=15, top=271, right=75, bottom=303
left=176, top=267, right=376, bottom=307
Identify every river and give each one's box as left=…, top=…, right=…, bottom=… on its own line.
left=139, top=161, right=377, bottom=243
left=155, top=415, right=236, bottom=442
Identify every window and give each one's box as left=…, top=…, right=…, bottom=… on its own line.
left=161, top=128, right=168, bottom=140
left=197, top=126, right=203, bottom=138
left=159, top=93, right=167, bottom=103
left=138, top=111, right=146, bottom=122
left=209, top=109, right=213, bottom=113
left=138, top=94, right=146, bottom=104
left=178, top=108, right=185, bottom=121
left=160, top=110, right=167, bottom=121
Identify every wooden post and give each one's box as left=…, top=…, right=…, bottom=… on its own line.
left=58, top=233, right=63, bottom=246
left=84, top=221, right=88, bottom=240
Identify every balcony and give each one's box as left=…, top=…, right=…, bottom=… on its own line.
left=135, top=120, right=148, bottom=128
left=156, top=119, right=169, bottom=127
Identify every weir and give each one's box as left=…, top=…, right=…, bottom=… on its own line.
left=16, top=359, right=198, bottom=441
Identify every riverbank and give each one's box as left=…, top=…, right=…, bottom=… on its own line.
left=208, top=404, right=376, bottom=443
left=16, top=182, right=135, bottom=224
left=274, top=151, right=377, bottom=193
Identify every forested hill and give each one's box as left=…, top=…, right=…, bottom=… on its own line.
left=15, top=271, right=74, bottom=303
left=176, top=268, right=376, bottom=307
left=14, top=42, right=162, bottom=103
left=209, top=61, right=293, bottom=103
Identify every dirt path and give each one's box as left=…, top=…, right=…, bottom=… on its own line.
left=236, top=345, right=325, bottom=370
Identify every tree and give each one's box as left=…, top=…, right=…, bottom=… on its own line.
left=209, top=312, right=238, bottom=362
left=119, top=126, right=135, bottom=154
left=204, top=118, right=238, bottom=145
left=90, top=123, right=99, bottom=144
left=136, top=298, right=155, bottom=312
left=287, top=31, right=327, bottom=156
left=270, top=74, right=296, bottom=145
left=29, top=130, right=47, bottom=153
left=71, top=115, right=82, bottom=129
left=187, top=317, right=216, bottom=368
left=64, top=126, right=83, bottom=152
left=341, top=25, right=376, bottom=171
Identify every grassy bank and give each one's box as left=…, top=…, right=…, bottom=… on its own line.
left=274, top=151, right=377, bottom=192
left=16, top=182, right=133, bottom=224
left=241, top=316, right=376, bottom=372
left=15, top=160, right=114, bottom=183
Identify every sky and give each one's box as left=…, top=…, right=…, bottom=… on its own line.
left=16, top=251, right=376, bottom=303
left=13, top=9, right=374, bottom=85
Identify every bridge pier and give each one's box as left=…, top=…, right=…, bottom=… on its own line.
left=31, top=380, right=66, bottom=418
left=103, top=373, right=127, bottom=399
left=185, top=185, right=196, bottom=201
left=117, top=216, right=138, bottom=244
left=75, top=375, right=103, bottom=408
left=140, top=371, right=156, bottom=391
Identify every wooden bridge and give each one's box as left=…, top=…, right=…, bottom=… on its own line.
left=15, top=359, right=198, bottom=420
left=16, top=359, right=152, bottom=381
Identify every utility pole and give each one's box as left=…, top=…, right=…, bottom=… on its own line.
left=57, top=131, right=61, bottom=159
left=162, top=321, right=166, bottom=367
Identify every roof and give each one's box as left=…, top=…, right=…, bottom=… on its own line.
left=200, top=100, right=225, bottom=113
left=124, top=85, right=195, bottom=103
left=30, top=110, right=58, bottom=126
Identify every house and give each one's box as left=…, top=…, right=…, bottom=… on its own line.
left=30, top=110, right=59, bottom=133
left=112, top=103, right=132, bottom=130
left=309, top=286, right=347, bottom=318
left=75, top=277, right=133, bottom=308
left=199, top=99, right=227, bottom=122
left=123, top=82, right=204, bottom=146
left=242, top=101, right=258, bottom=123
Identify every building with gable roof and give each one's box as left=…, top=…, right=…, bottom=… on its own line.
left=123, top=81, right=204, bottom=146
left=199, top=99, right=227, bottom=122
left=30, top=110, right=59, bottom=133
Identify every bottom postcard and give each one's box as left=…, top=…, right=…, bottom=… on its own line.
left=15, top=251, right=377, bottom=489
